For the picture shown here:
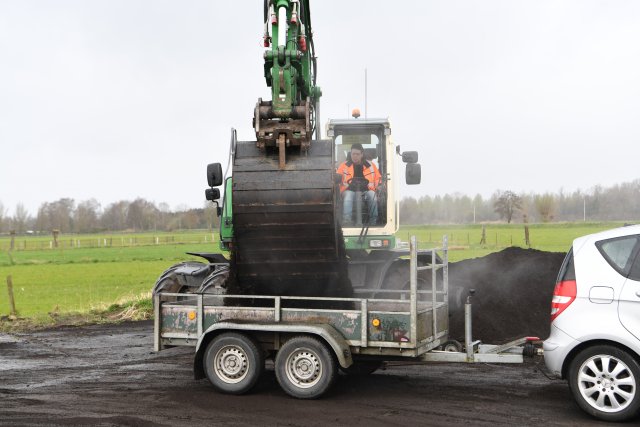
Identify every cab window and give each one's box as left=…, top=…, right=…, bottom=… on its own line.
left=333, top=125, right=387, bottom=227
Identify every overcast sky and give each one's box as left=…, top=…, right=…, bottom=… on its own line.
left=1, top=0, right=639, bottom=216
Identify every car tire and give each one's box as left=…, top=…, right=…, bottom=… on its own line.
left=568, top=344, right=640, bottom=422
left=203, top=332, right=264, bottom=395
left=275, top=336, right=337, bottom=399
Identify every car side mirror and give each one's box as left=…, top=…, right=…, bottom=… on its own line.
left=207, top=163, right=223, bottom=187
left=402, top=151, right=419, bottom=164
left=406, top=163, right=421, bottom=185
left=205, top=188, right=220, bottom=201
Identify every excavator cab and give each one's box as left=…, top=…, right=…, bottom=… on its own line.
left=327, top=117, right=420, bottom=250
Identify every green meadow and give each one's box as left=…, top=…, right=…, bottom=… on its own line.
left=0, top=223, right=627, bottom=320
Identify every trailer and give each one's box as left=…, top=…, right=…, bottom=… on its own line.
left=154, top=237, right=540, bottom=398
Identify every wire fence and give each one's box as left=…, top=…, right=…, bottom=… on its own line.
left=0, top=233, right=218, bottom=252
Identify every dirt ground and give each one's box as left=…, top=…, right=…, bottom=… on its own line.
left=0, top=321, right=611, bottom=427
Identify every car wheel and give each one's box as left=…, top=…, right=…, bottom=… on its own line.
left=203, top=332, right=264, bottom=395
left=275, top=336, right=337, bottom=399
left=568, top=345, right=640, bottom=422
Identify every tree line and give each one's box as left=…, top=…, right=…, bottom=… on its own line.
left=401, top=179, right=640, bottom=224
left=0, top=198, right=219, bottom=234
left=1, top=178, right=638, bottom=234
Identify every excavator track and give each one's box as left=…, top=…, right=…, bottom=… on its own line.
left=230, top=139, right=352, bottom=300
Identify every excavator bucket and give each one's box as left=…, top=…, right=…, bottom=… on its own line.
left=230, top=139, right=352, bottom=300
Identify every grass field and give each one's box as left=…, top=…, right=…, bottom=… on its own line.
left=0, top=222, right=628, bottom=320
left=401, top=222, right=628, bottom=261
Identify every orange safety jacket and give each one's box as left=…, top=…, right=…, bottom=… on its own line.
left=336, top=160, right=382, bottom=193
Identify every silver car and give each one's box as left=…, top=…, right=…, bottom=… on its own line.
left=544, top=225, right=640, bottom=422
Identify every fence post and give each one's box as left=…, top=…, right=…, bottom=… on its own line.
left=7, top=275, right=17, bottom=317
left=52, top=229, right=60, bottom=248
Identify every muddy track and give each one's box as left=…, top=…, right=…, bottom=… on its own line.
left=0, top=321, right=611, bottom=426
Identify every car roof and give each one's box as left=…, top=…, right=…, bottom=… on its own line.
left=574, top=224, right=640, bottom=249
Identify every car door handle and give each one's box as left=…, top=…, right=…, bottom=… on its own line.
left=636, top=291, right=640, bottom=298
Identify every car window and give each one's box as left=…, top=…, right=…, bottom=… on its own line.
left=628, top=251, right=640, bottom=281
left=596, top=235, right=640, bottom=277
left=556, top=248, right=575, bottom=282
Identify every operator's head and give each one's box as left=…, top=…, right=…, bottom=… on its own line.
left=350, top=143, right=364, bottom=165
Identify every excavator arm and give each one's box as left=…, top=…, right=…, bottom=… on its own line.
left=254, top=0, right=322, bottom=163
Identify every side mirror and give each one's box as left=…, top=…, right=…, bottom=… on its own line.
left=406, top=163, right=421, bottom=185
left=402, top=151, right=419, bottom=164
left=207, top=163, right=223, bottom=187
left=205, top=188, right=220, bottom=201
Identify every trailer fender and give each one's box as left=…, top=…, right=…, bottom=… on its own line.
left=194, top=322, right=353, bottom=379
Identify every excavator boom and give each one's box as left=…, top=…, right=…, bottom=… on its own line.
left=254, top=0, right=321, bottom=161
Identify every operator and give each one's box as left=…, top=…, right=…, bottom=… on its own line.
left=336, top=143, right=382, bottom=225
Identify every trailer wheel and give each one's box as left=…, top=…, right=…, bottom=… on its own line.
left=275, top=336, right=337, bottom=399
left=568, top=344, right=640, bottom=422
left=203, top=332, right=264, bottom=395
left=441, top=340, right=463, bottom=353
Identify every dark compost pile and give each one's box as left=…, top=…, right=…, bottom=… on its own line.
left=447, top=247, right=566, bottom=344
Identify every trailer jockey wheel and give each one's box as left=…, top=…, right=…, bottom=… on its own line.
left=203, top=332, right=264, bottom=395
left=275, top=335, right=337, bottom=399
left=441, top=340, right=463, bottom=353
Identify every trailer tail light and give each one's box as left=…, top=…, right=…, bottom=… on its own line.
left=551, top=280, right=576, bottom=321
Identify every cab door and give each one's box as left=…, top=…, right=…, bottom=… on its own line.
left=619, top=247, right=640, bottom=341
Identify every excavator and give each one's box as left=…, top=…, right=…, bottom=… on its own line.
left=153, top=0, right=426, bottom=300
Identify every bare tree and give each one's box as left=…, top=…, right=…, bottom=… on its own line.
left=35, top=198, right=75, bottom=232
left=493, top=190, right=522, bottom=224
left=0, top=201, right=6, bottom=233
left=126, top=198, right=158, bottom=231
left=158, top=202, right=171, bottom=231
left=101, top=201, right=129, bottom=231
left=12, top=203, right=30, bottom=233
left=74, top=199, right=101, bottom=233
left=535, top=194, right=556, bottom=222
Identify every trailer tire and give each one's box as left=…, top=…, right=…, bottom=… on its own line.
left=441, top=340, right=463, bottom=353
left=203, top=332, right=264, bottom=395
left=568, top=344, right=640, bottom=422
left=275, top=336, right=337, bottom=399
